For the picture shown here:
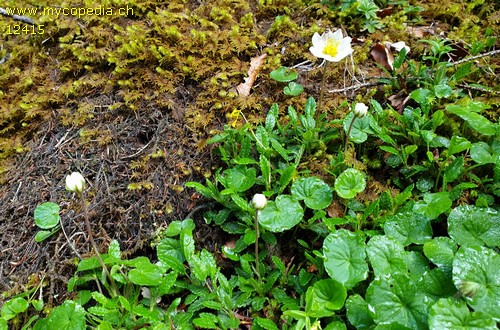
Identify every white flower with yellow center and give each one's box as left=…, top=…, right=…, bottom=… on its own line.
left=310, top=30, right=353, bottom=62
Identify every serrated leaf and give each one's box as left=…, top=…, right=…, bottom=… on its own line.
left=46, top=301, right=86, bottom=329
left=446, top=104, right=496, bottom=136
left=448, top=205, right=500, bottom=247
left=291, top=177, right=333, bottom=210
left=128, top=261, right=163, bottom=286
left=448, top=136, right=472, bottom=155
left=323, top=229, right=368, bottom=289
left=443, top=156, right=464, bottom=184
left=254, top=317, right=279, bottom=330
left=470, top=142, right=496, bottom=164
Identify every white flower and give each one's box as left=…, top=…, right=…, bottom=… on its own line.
left=353, top=103, right=368, bottom=118
left=388, top=41, right=410, bottom=54
left=65, top=172, right=85, bottom=193
left=252, top=194, right=267, bottom=210
left=310, top=30, right=353, bottom=62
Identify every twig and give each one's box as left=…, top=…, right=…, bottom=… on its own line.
left=0, top=7, right=36, bottom=25
left=447, top=49, right=500, bottom=67
left=329, top=81, right=384, bottom=93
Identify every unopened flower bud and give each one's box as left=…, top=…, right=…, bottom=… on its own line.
left=353, top=103, right=368, bottom=118
left=252, top=194, right=267, bottom=210
left=65, top=172, right=85, bottom=193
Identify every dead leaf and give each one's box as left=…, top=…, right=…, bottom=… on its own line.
left=407, top=26, right=438, bottom=39
left=236, top=53, right=267, bottom=96
left=370, top=43, right=394, bottom=71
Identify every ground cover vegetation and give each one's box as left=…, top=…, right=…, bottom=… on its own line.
left=0, top=0, right=499, bottom=328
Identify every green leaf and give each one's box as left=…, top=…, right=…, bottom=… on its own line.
left=185, top=181, right=216, bottom=199
left=254, top=318, right=279, bottom=330
left=284, top=82, right=304, bottom=96
left=453, top=246, right=500, bottom=319
left=367, top=235, right=406, bottom=276
left=413, top=192, right=451, bottom=220
left=265, top=104, right=278, bottom=131
left=334, top=168, right=366, bottom=199
left=157, top=238, right=184, bottom=264
left=423, top=237, right=458, bottom=270
left=323, top=229, right=368, bottom=289
left=291, top=177, right=333, bottom=210
left=394, top=184, right=413, bottom=206
left=269, top=66, right=298, bottom=82
left=344, top=112, right=372, bottom=143
left=443, top=156, right=464, bottom=184
left=420, top=268, right=457, bottom=300
left=446, top=103, right=496, bottom=136
left=193, top=312, right=219, bottom=329
left=470, top=142, right=496, bottom=164
left=128, top=260, right=163, bottom=286
left=366, top=273, right=430, bottom=329
left=448, top=136, right=472, bottom=155
left=34, top=202, right=60, bottom=229
left=448, top=205, right=500, bottom=247
left=260, top=154, right=271, bottom=191
left=434, top=83, right=452, bottom=98
left=305, top=279, right=347, bottom=318
left=384, top=212, right=432, bottom=246
left=258, top=195, right=303, bottom=232
left=1, top=297, right=29, bottom=320
left=35, top=228, right=59, bottom=242
left=429, top=297, right=497, bottom=330
left=346, top=294, right=375, bottom=330
left=46, top=300, right=86, bottom=329
left=220, top=165, right=256, bottom=193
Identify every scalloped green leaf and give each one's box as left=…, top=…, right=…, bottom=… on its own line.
left=334, top=168, right=366, bottom=199
left=305, top=279, right=347, bottom=318
left=34, top=202, right=60, bottom=229
left=323, top=229, right=368, bottom=289
left=423, top=237, right=458, bottom=270
left=291, top=177, right=332, bottom=210
left=453, top=246, right=500, bottom=320
left=258, top=195, right=303, bottom=232
left=384, top=211, right=432, bottom=246
left=269, top=66, right=298, bottom=82
left=367, top=235, right=406, bottom=276
left=448, top=205, right=500, bottom=247
left=366, top=273, right=430, bottom=329
left=429, top=297, right=497, bottom=330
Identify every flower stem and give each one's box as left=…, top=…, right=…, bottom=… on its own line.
left=80, top=192, right=119, bottom=297
left=344, top=115, right=357, bottom=155
left=316, top=61, right=329, bottom=121
left=254, top=211, right=261, bottom=284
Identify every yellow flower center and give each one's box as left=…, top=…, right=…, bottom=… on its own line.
left=323, top=39, right=339, bottom=57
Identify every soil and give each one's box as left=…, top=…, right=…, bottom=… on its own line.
left=1, top=0, right=499, bottom=311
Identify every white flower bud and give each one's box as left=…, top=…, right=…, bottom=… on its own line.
left=65, top=172, right=85, bottom=193
left=353, top=103, right=368, bottom=118
left=252, top=194, right=267, bottom=210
